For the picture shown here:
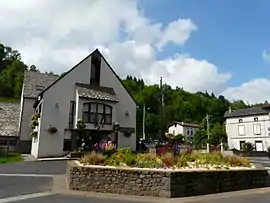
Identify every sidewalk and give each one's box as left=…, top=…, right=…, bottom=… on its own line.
left=22, top=154, right=72, bottom=162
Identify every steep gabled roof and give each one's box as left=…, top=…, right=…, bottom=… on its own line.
left=39, top=49, right=137, bottom=105
left=0, top=102, right=20, bottom=136
left=224, top=106, right=270, bottom=118
left=23, top=71, right=59, bottom=98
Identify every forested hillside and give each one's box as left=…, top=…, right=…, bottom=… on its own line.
left=0, top=43, right=266, bottom=146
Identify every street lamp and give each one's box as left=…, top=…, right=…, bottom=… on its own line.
left=137, top=104, right=150, bottom=140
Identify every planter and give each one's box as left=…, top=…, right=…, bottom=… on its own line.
left=67, top=161, right=270, bottom=198
left=69, top=151, right=86, bottom=158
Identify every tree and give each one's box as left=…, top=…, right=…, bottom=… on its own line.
left=209, top=123, right=227, bottom=146
left=29, top=65, right=39, bottom=72
left=193, top=122, right=208, bottom=148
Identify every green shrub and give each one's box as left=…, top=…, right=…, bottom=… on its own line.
left=79, top=152, right=105, bottom=165
left=105, top=148, right=136, bottom=167
left=135, top=153, right=163, bottom=168
left=175, top=157, right=188, bottom=168
left=226, top=155, right=251, bottom=167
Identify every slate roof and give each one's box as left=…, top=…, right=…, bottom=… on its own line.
left=23, top=71, right=59, bottom=98
left=224, top=106, right=270, bottom=118
left=76, top=83, right=118, bottom=102
left=0, top=102, right=20, bottom=137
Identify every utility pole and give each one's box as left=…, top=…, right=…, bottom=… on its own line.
left=206, top=113, right=210, bottom=153
left=142, top=104, right=146, bottom=140
left=160, top=77, right=164, bottom=140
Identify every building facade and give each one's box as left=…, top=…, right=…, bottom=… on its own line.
left=18, top=71, right=59, bottom=153
left=225, top=106, right=270, bottom=151
left=168, top=121, right=199, bottom=143
left=19, top=49, right=136, bottom=158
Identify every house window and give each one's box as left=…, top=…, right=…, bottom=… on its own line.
left=191, top=131, right=193, bottom=136
left=254, top=117, right=258, bottom=121
left=69, top=101, right=75, bottom=129
left=253, top=124, right=261, bottom=135
left=238, top=125, right=245, bottom=136
left=187, top=130, right=189, bottom=135
left=82, top=102, right=112, bottom=125
left=240, top=141, right=246, bottom=150
left=239, top=119, right=243, bottom=123
left=90, top=54, right=101, bottom=86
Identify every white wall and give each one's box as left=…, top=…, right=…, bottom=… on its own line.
left=168, top=124, right=184, bottom=135
left=31, top=117, right=41, bottom=157
left=226, top=114, right=270, bottom=151
left=19, top=98, right=35, bottom=141
left=35, top=53, right=136, bottom=157
left=99, top=58, right=136, bottom=151
left=168, top=124, right=198, bottom=143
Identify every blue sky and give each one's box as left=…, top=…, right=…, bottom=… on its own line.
left=2, top=0, right=270, bottom=103
left=139, top=0, right=270, bottom=87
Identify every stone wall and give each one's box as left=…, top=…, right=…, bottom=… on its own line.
left=67, top=161, right=270, bottom=198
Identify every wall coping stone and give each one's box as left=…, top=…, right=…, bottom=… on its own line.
left=73, top=160, right=261, bottom=172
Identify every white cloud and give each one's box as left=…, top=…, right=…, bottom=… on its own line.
left=157, top=19, right=197, bottom=50
left=222, top=78, right=270, bottom=104
left=0, top=0, right=236, bottom=97
left=262, top=50, right=270, bottom=62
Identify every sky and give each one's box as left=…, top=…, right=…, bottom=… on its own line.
left=1, top=0, right=270, bottom=104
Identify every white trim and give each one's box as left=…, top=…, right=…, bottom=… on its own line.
left=0, top=174, right=54, bottom=177
left=0, top=192, right=53, bottom=203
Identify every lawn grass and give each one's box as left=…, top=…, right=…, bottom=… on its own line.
left=0, top=97, right=20, bottom=103
left=0, top=153, right=23, bottom=164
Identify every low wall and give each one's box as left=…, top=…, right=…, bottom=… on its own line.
left=233, top=149, right=269, bottom=157
left=67, top=161, right=270, bottom=198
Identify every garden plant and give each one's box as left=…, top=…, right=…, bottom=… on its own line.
left=78, top=147, right=253, bottom=170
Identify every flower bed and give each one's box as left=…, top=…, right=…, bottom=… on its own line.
left=67, top=158, right=270, bottom=198
left=77, top=148, right=254, bottom=170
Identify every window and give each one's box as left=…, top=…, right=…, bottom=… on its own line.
left=254, top=117, right=258, bottom=121
left=238, top=125, right=245, bottom=136
left=69, top=101, right=75, bottom=129
left=90, top=55, right=101, bottom=86
left=253, top=124, right=261, bottom=135
left=240, top=141, right=246, bottom=150
left=82, top=102, right=112, bottom=125
left=191, top=131, right=193, bottom=136
left=187, top=130, right=189, bottom=135
left=239, top=119, right=243, bottom=123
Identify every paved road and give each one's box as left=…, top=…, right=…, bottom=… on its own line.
left=249, top=157, right=270, bottom=169
left=0, top=160, right=65, bottom=201
left=1, top=160, right=270, bottom=202
left=4, top=190, right=270, bottom=203
left=0, top=176, right=52, bottom=199
left=0, top=160, right=67, bottom=174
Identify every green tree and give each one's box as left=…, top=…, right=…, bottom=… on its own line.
left=209, top=123, right=227, bottom=146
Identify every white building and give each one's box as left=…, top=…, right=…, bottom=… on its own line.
left=225, top=106, right=270, bottom=151
left=19, top=49, right=137, bottom=158
left=167, top=121, right=199, bottom=143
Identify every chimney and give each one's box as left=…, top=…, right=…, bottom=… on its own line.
left=229, top=107, right=232, bottom=113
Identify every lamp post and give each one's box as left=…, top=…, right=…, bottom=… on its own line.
left=137, top=104, right=150, bottom=140
left=206, top=114, right=210, bottom=153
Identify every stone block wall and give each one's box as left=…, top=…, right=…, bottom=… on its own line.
left=67, top=161, right=270, bottom=198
